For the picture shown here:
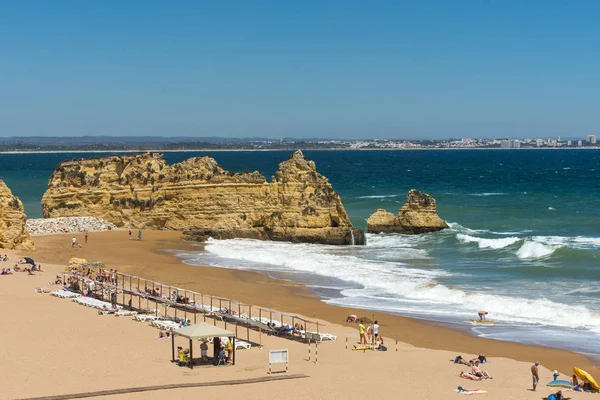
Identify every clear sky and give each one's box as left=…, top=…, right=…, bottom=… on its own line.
left=1, top=1, right=599, bottom=139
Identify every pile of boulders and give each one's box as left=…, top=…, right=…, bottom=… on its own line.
left=26, top=217, right=117, bottom=235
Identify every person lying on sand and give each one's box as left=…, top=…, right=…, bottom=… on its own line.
left=459, top=371, right=482, bottom=381
left=472, top=361, right=492, bottom=379
left=453, top=355, right=471, bottom=365
left=547, top=390, right=569, bottom=400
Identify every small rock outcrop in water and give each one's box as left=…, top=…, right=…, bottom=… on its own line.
left=41, top=150, right=365, bottom=245
left=0, top=179, right=35, bottom=250
left=367, top=189, right=448, bottom=234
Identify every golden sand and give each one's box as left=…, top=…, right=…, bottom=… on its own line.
left=0, top=230, right=594, bottom=399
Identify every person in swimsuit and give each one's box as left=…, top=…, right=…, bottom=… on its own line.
left=531, top=361, right=540, bottom=391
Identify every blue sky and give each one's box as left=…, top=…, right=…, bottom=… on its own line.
left=0, top=1, right=599, bottom=139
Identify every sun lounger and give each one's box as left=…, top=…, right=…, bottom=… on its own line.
left=73, top=296, right=123, bottom=310
left=220, top=337, right=252, bottom=350
left=135, top=314, right=160, bottom=322
left=304, top=331, right=337, bottom=342
left=51, top=290, right=81, bottom=299
left=151, top=319, right=181, bottom=330
left=114, top=310, right=138, bottom=317
left=233, top=340, right=252, bottom=350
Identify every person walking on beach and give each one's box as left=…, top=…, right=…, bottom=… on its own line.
left=71, top=236, right=77, bottom=248
left=358, top=321, right=366, bottom=344
left=531, top=361, right=540, bottom=391
left=138, top=230, right=142, bottom=240
left=128, top=230, right=132, bottom=240
left=373, top=320, right=379, bottom=341
left=84, top=229, right=88, bottom=243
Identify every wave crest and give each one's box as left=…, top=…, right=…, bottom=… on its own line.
left=516, top=241, right=558, bottom=259
left=457, top=233, right=521, bottom=249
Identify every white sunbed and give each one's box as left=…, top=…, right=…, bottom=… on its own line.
left=220, top=337, right=252, bottom=350
left=135, top=314, right=161, bottom=322
left=51, top=290, right=81, bottom=299
left=304, top=331, right=337, bottom=342
left=73, top=296, right=123, bottom=310
left=114, top=310, right=138, bottom=317
left=151, top=319, right=181, bottom=330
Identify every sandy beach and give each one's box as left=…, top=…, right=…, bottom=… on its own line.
left=0, top=230, right=596, bottom=400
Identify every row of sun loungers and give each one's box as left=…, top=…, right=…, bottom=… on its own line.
left=151, top=319, right=181, bottom=331
left=73, top=296, right=123, bottom=310
left=50, top=284, right=333, bottom=348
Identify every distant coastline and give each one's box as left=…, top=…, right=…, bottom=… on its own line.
left=1, top=147, right=599, bottom=154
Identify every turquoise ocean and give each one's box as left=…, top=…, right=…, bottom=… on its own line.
left=1, top=149, right=599, bottom=359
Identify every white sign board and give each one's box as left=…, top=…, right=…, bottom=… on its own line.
left=269, top=349, right=289, bottom=364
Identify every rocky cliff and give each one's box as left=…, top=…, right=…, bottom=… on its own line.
left=366, top=189, right=448, bottom=234
left=0, top=179, right=35, bottom=251
left=41, top=151, right=365, bottom=245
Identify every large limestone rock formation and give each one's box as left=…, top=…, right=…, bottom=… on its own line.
left=0, top=179, right=35, bottom=251
left=41, top=151, right=364, bottom=245
left=367, top=189, right=448, bottom=234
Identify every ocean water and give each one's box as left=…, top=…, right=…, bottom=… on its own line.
left=1, top=149, right=599, bottom=358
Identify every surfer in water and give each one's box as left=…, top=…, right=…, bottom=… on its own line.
left=478, top=311, right=488, bottom=321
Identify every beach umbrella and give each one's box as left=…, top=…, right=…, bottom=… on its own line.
left=24, top=257, right=35, bottom=265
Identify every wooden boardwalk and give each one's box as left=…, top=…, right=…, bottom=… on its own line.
left=16, top=374, right=309, bottom=400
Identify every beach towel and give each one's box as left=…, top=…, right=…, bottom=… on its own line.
left=454, top=389, right=488, bottom=395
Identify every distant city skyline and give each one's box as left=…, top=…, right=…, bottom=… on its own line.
left=1, top=1, right=600, bottom=139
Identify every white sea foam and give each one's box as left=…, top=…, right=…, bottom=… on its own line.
left=573, top=237, right=600, bottom=247
left=356, top=194, right=400, bottom=199
left=548, top=207, right=556, bottom=211
left=468, top=192, right=507, bottom=196
left=189, top=238, right=600, bottom=332
left=516, top=241, right=558, bottom=259
left=457, top=233, right=521, bottom=249
left=532, top=235, right=600, bottom=249
left=447, top=222, right=531, bottom=236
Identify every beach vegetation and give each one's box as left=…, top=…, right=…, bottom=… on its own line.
left=302, top=206, right=317, bottom=216
left=47, top=201, right=81, bottom=212
left=78, top=171, right=87, bottom=186
left=8, top=197, right=21, bottom=210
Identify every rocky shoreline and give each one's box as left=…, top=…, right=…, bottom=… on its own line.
left=40, top=150, right=366, bottom=245
left=26, top=217, right=117, bottom=235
